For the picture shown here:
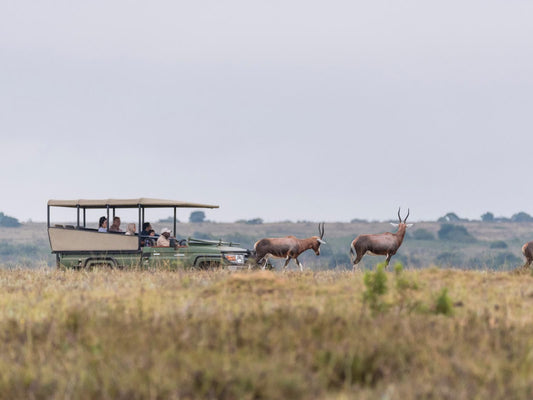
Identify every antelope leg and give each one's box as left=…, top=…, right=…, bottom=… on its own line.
left=352, top=253, right=364, bottom=268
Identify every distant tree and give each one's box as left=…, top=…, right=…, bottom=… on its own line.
left=350, top=218, right=368, bottom=223
left=481, top=212, right=494, bottom=222
left=159, top=216, right=179, bottom=223
left=0, top=212, right=21, bottom=228
left=437, top=212, right=466, bottom=223
left=189, top=211, right=206, bottom=223
left=511, top=212, right=533, bottom=222
left=438, top=224, right=476, bottom=242
left=411, top=228, right=435, bottom=241
left=235, top=218, right=263, bottom=225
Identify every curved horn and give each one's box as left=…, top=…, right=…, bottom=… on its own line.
left=403, top=208, right=410, bottom=223
left=398, top=207, right=402, bottom=223
left=318, top=222, right=325, bottom=239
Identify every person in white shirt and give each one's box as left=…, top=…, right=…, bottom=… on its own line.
left=156, top=228, right=172, bottom=247
left=98, top=216, right=107, bottom=232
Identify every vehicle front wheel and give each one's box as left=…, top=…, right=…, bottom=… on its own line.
left=195, top=261, right=221, bottom=270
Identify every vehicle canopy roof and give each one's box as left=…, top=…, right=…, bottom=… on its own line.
left=47, top=198, right=219, bottom=209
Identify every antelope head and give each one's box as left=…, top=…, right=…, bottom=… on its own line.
left=390, top=207, right=413, bottom=230
left=311, top=222, right=326, bottom=255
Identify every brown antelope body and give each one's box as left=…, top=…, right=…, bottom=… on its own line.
left=254, top=223, right=325, bottom=271
left=350, top=208, right=412, bottom=268
left=522, top=241, right=533, bottom=267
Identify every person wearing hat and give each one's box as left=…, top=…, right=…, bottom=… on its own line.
left=156, top=228, right=172, bottom=247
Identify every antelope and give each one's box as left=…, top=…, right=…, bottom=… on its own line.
left=253, top=223, right=326, bottom=271
left=521, top=241, right=533, bottom=268
left=350, top=208, right=412, bottom=268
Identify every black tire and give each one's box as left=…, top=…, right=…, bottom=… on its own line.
left=196, top=260, right=221, bottom=270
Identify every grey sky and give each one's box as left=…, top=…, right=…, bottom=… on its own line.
left=1, top=1, right=532, bottom=223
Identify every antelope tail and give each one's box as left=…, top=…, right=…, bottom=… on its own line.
left=350, top=243, right=356, bottom=263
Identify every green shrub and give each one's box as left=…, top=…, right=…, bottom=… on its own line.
left=394, top=262, right=418, bottom=291
left=434, top=288, right=454, bottom=316
left=363, top=263, right=388, bottom=313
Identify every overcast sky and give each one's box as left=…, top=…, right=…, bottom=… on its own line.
left=1, top=1, right=532, bottom=223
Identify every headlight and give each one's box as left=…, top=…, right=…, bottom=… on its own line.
left=224, top=254, right=245, bottom=264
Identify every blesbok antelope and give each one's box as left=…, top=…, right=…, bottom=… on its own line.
left=350, top=208, right=412, bottom=268
left=253, top=223, right=326, bottom=271
left=521, top=241, right=533, bottom=268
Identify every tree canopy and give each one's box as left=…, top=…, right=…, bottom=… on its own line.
left=189, top=211, right=206, bottom=223
left=0, top=212, right=21, bottom=227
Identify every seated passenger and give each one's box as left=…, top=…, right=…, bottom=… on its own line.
left=109, top=216, right=122, bottom=232
left=141, top=222, right=152, bottom=246
left=156, top=228, right=172, bottom=247
left=125, top=223, right=136, bottom=236
left=98, top=216, right=107, bottom=232
left=144, top=230, right=156, bottom=247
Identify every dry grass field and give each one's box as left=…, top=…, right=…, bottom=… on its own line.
left=1, top=267, right=533, bottom=399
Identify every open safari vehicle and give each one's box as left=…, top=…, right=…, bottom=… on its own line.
left=47, top=198, right=251, bottom=269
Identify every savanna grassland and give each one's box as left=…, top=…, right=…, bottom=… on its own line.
left=2, top=267, right=533, bottom=399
